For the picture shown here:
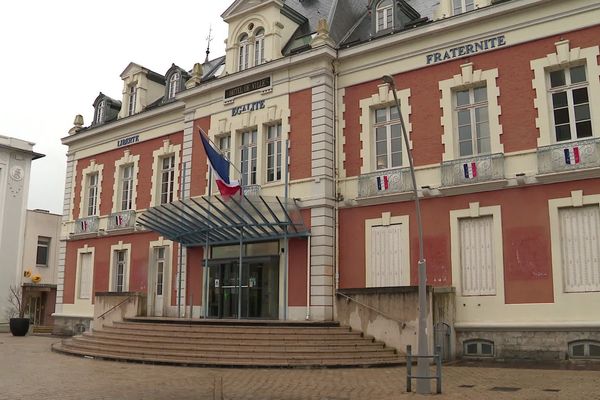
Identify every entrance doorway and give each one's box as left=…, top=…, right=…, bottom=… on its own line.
left=207, top=256, right=279, bottom=319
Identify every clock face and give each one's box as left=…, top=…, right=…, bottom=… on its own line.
left=10, top=166, right=24, bottom=181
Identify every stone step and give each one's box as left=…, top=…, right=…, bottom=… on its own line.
left=53, top=343, right=403, bottom=368
left=112, top=321, right=352, bottom=334
left=72, top=336, right=390, bottom=353
left=62, top=341, right=399, bottom=360
left=98, top=325, right=368, bottom=341
left=85, top=331, right=377, bottom=347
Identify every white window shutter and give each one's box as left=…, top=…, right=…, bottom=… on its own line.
left=460, top=216, right=495, bottom=296
left=369, top=224, right=407, bottom=287
left=560, top=206, right=600, bottom=292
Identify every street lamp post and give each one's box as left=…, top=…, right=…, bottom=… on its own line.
left=382, top=75, right=430, bottom=394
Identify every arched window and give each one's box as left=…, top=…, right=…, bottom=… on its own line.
left=569, top=340, right=600, bottom=359
left=168, top=73, right=180, bottom=99
left=254, top=28, right=265, bottom=66
left=95, top=100, right=105, bottom=124
left=463, top=339, right=494, bottom=357
left=239, top=33, right=249, bottom=71
left=376, top=0, right=393, bottom=32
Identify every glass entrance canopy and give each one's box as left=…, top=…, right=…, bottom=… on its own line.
left=137, top=195, right=310, bottom=246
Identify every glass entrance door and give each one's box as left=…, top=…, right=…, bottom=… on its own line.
left=208, top=257, right=279, bottom=319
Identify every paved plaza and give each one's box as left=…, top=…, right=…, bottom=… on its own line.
left=1, top=333, right=599, bottom=400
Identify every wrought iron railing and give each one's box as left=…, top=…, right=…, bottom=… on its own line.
left=74, top=216, right=99, bottom=235
left=243, top=184, right=261, bottom=196
left=107, top=210, right=136, bottom=231
left=441, top=153, right=504, bottom=187
left=537, top=137, right=600, bottom=175
left=357, top=166, right=413, bottom=198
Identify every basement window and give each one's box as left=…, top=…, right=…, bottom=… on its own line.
left=463, top=339, right=494, bottom=357
left=569, top=340, right=600, bottom=359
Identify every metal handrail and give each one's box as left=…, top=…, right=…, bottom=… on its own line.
left=97, top=295, right=135, bottom=320
left=336, top=291, right=406, bottom=325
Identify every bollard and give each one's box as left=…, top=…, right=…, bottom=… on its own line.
left=435, top=345, right=442, bottom=394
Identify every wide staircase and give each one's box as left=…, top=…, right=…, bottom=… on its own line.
left=52, top=318, right=404, bottom=368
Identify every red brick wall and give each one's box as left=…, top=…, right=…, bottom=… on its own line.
left=342, top=26, right=600, bottom=176
left=72, top=132, right=184, bottom=219
left=289, top=89, right=313, bottom=180
left=339, top=179, right=600, bottom=304
left=190, top=117, right=210, bottom=197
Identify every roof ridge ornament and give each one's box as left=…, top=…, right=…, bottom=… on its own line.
left=310, top=18, right=335, bottom=48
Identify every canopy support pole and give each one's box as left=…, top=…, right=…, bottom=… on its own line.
left=238, top=227, right=244, bottom=319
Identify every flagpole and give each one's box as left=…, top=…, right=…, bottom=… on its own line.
left=204, top=168, right=212, bottom=319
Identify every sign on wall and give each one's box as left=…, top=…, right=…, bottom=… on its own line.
left=225, top=77, right=271, bottom=99
left=426, top=35, right=506, bottom=65
left=117, top=134, right=139, bottom=148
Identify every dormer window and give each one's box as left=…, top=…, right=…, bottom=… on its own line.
left=453, top=0, right=475, bottom=15
left=254, top=28, right=265, bottom=66
left=239, top=33, right=249, bottom=71
left=376, top=0, right=393, bottom=32
left=95, top=100, right=105, bottom=124
left=128, top=85, right=137, bottom=116
left=168, top=73, right=180, bottom=99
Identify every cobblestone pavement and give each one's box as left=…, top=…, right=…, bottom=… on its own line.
left=1, top=334, right=600, bottom=400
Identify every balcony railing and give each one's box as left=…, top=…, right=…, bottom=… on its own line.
left=74, top=216, right=99, bottom=235
left=107, top=210, right=137, bottom=231
left=357, top=167, right=413, bottom=199
left=441, top=153, right=505, bottom=187
left=243, top=185, right=261, bottom=196
left=537, top=138, right=600, bottom=175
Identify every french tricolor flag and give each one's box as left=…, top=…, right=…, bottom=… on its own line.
left=564, top=147, right=580, bottom=165
left=463, top=162, right=478, bottom=179
left=199, top=130, right=241, bottom=197
left=115, top=214, right=123, bottom=226
left=80, top=220, right=88, bottom=231
left=376, top=175, right=389, bottom=191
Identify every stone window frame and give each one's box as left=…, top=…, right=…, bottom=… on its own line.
left=78, top=160, right=104, bottom=218
left=450, top=202, right=505, bottom=302
left=150, top=140, right=181, bottom=207
left=111, top=150, right=140, bottom=213
left=439, top=63, right=503, bottom=161
left=548, top=190, right=600, bottom=297
left=364, top=212, right=410, bottom=287
left=531, top=40, right=600, bottom=147
left=375, top=0, right=393, bottom=32
left=568, top=340, right=600, bottom=360
left=109, top=241, right=132, bottom=293
left=359, top=83, right=412, bottom=174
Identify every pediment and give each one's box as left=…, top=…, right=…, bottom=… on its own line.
left=119, top=62, right=144, bottom=79
left=221, top=0, right=283, bottom=21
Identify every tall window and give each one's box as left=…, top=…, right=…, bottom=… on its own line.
left=168, top=73, right=180, bottom=99
left=459, top=216, right=495, bottom=296
left=78, top=252, right=93, bottom=299
left=155, top=247, right=166, bottom=296
left=114, top=250, right=127, bottom=292
left=87, top=173, right=99, bottom=216
left=550, top=65, right=592, bottom=142
left=455, top=86, right=490, bottom=157
left=160, top=156, right=175, bottom=204
left=95, top=100, right=105, bottom=124
left=120, top=164, right=134, bottom=211
left=36, top=237, right=50, bottom=267
left=374, top=106, right=402, bottom=170
left=376, top=0, right=393, bottom=32
left=240, top=129, right=257, bottom=186
left=266, top=124, right=282, bottom=182
left=453, top=0, right=475, bottom=15
left=128, top=85, right=137, bottom=116
left=254, top=28, right=265, bottom=66
left=218, top=135, right=231, bottom=162
left=559, top=205, right=600, bottom=293
left=239, top=33, right=249, bottom=71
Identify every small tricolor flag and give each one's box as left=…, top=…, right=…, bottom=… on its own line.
left=114, top=214, right=124, bottom=226
left=376, top=175, right=389, bottom=191
left=80, top=220, right=88, bottom=231
left=463, top=162, right=478, bottom=179
left=564, top=146, right=580, bottom=165
left=199, top=129, right=242, bottom=197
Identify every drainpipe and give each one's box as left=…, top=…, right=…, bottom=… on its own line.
left=332, top=54, right=340, bottom=295
left=305, top=235, right=311, bottom=320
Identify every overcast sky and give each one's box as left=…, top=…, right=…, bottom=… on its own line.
left=0, top=1, right=229, bottom=214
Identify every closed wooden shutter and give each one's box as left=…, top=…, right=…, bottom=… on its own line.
left=369, top=224, right=407, bottom=287
left=459, top=216, right=495, bottom=296
left=78, top=253, right=92, bottom=299
left=560, top=205, right=600, bottom=292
